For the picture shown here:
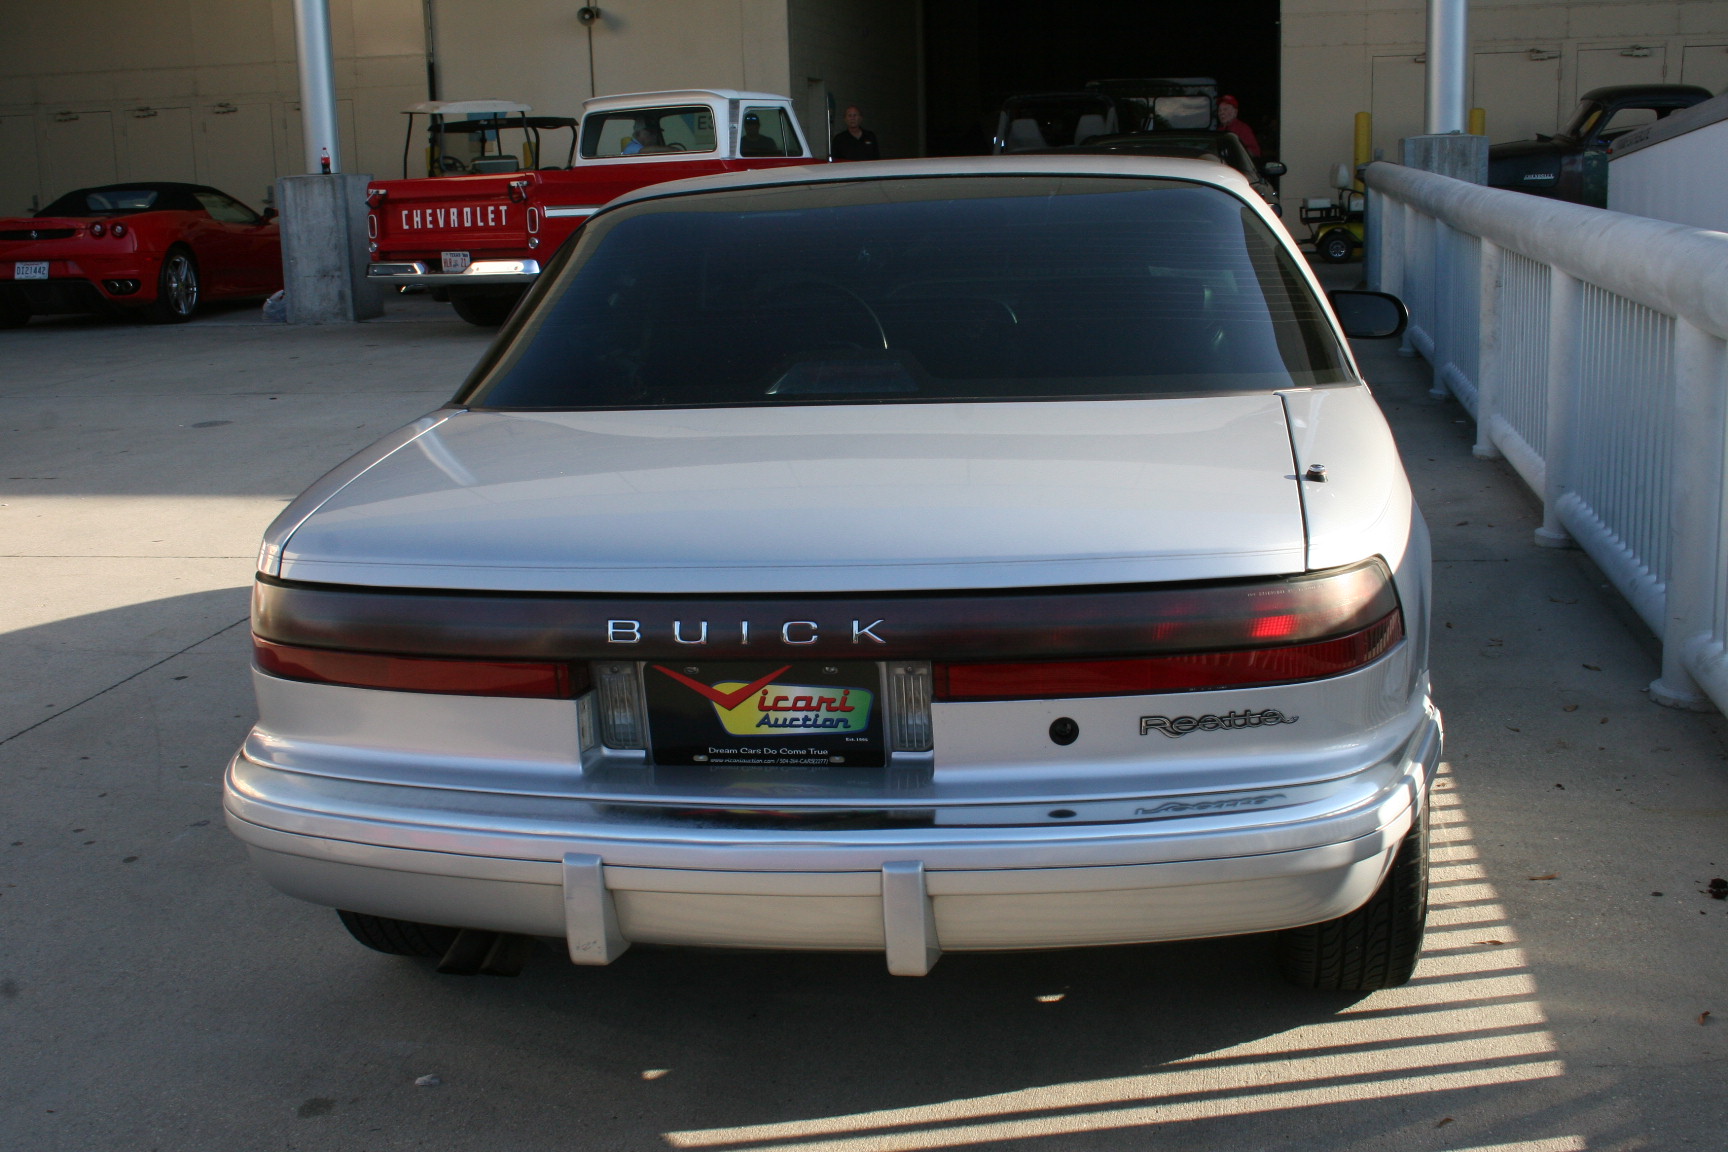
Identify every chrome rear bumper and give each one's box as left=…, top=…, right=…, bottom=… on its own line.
left=224, top=705, right=1441, bottom=974
left=366, top=259, right=541, bottom=288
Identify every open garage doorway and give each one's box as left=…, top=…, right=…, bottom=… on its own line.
left=923, top=0, right=1282, bottom=157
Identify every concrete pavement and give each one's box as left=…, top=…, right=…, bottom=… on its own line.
left=2, top=290, right=1726, bottom=1151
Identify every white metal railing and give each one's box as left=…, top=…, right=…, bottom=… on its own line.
left=1366, top=160, right=1728, bottom=714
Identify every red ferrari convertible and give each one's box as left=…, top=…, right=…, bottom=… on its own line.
left=0, top=182, right=281, bottom=326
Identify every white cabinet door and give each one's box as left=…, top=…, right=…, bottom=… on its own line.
left=1680, top=44, right=1728, bottom=97
left=0, top=115, right=42, bottom=215
left=120, top=106, right=195, bottom=184
left=197, top=102, right=277, bottom=208
left=1370, top=55, right=1424, bottom=160
left=42, top=110, right=118, bottom=194
left=1472, top=50, right=1563, bottom=143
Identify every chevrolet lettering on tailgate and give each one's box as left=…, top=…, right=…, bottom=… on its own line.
left=400, top=204, right=512, bottom=230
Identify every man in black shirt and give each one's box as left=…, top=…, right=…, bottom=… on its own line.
left=830, top=105, right=880, bottom=161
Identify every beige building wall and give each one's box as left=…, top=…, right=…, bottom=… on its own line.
left=430, top=0, right=793, bottom=122
left=1281, top=0, right=1728, bottom=208
left=0, top=0, right=425, bottom=216
left=788, top=0, right=922, bottom=158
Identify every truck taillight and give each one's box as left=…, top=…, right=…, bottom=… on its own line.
left=527, top=206, right=540, bottom=233
left=367, top=212, right=378, bottom=239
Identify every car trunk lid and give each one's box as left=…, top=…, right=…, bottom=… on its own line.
left=276, top=395, right=1306, bottom=593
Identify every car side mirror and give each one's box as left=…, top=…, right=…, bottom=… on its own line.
left=1259, top=160, right=1287, bottom=178
left=1329, top=290, right=1408, bottom=339
left=259, top=207, right=279, bottom=223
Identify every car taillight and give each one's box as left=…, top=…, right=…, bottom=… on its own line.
left=933, top=559, right=1404, bottom=701
left=90, top=222, right=106, bottom=237
left=110, top=223, right=126, bottom=237
left=253, top=638, right=585, bottom=699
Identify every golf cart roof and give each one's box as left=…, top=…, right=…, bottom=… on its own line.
left=403, top=100, right=532, bottom=116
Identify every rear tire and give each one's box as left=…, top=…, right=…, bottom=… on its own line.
left=336, top=910, right=460, bottom=958
left=1277, top=800, right=1429, bottom=990
left=1316, top=228, right=1357, bottom=265
left=449, top=289, right=521, bottom=327
left=146, top=247, right=200, bottom=323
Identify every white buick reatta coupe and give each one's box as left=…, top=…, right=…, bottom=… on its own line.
left=227, top=156, right=1436, bottom=988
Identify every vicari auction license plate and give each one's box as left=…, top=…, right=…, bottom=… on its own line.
left=644, top=660, right=886, bottom=774
left=14, top=262, right=48, bottom=280
left=440, top=251, right=470, bottom=273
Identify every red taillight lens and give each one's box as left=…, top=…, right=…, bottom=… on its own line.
left=936, top=612, right=1403, bottom=700
left=111, top=222, right=126, bottom=237
left=90, top=222, right=106, bottom=237
left=932, top=559, right=1404, bottom=700
left=253, top=638, right=584, bottom=699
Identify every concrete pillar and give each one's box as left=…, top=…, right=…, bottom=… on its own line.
left=1425, top=0, right=1468, bottom=135
left=292, top=0, right=342, bottom=172
left=1400, top=134, right=1489, bottom=184
left=277, top=174, right=383, bottom=323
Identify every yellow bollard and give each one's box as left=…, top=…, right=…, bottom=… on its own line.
left=1353, top=112, right=1372, bottom=189
left=1469, top=107, right=1486, bottom=136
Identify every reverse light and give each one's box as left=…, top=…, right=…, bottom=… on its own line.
left=254, top=638, right=584, bottom=699
left=594, top=662, right=645, bottom=748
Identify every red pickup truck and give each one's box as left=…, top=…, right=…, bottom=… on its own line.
left=366, top=89, right=816, bottom=324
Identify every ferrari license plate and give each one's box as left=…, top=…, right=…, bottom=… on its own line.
left=440, top=251, right=470, bottom=274
left=14, top=262, right=48, bottom=280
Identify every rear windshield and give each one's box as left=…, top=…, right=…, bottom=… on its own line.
left=581, top=106, right=717, bottom=158
left=460, top=175, right=1351, bottom=411
left=39, top=188, right=162, bottom=216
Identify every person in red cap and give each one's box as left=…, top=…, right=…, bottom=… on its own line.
left=1218, top=95, right=1261, bottom=157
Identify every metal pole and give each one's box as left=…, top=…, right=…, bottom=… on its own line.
left=1425, top=0, right=1468, bottom=134
left=292, top=0, right=342, bottom=173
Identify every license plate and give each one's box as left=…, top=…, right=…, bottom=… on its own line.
left=441, top=251, right=470, bottom=274
left=643, top=660, right=886, bottom=775
left=14, top=262, right=48, bottom=280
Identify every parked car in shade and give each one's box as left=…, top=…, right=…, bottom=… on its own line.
left=1055, top=131, right=1286, bottom=211
left=0, top=182, right=280, bottom=327
left=1488, top=84, right=1712, bottom=207
left=228, top=155, right=1437, bottom=990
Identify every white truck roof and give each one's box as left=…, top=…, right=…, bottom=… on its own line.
left=581, top=89, right=792, bottom=114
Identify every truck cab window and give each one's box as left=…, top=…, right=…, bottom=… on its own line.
left=581, top=106, right=717, bottom=158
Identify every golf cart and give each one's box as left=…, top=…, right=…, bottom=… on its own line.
left=400, top=100, right=578, bottom=177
